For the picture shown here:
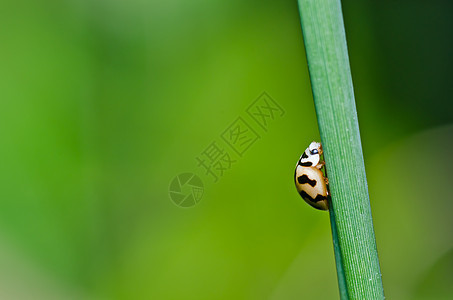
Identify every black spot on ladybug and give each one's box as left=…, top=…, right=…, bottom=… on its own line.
left=297, top=175, right=317, bottom=187
left=313, top=194, right=327, bottom=202
left=299, top=190, right=310, bottom=201
left=299, top=190, right=327, bottom=203
left=300, top=161, right=313, bottom=167
left=302, top=152, right=308, bottom=159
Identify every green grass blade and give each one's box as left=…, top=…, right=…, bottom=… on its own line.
left=297, top=0, right=385, bottom=298
left=329, top=209, right=349, bottom=299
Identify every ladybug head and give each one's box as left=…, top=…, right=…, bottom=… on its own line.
left=308, top=141, right=322, bottom=156
left=298, top=141, right=322, bottom=167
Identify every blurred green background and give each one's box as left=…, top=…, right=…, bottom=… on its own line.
left=0, top=0, right=452, bottom=299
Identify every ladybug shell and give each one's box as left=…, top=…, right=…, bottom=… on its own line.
left=295, top=165, right=329, bottom=210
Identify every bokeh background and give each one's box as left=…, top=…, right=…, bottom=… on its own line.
left=1, top=0, right=453, bottom=299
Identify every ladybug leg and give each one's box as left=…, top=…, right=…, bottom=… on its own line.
left=317, top=159, right=330, bottom=185
left=322, top=163, right=329, bottom=185
left=316, top=160, right=325, bottom=169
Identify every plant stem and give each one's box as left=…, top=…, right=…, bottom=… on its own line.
left=329, top=209, right=349, bottom=299
left=297, top=0, right=385, bottom=298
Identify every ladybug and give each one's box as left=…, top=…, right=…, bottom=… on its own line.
left=294, top=141, right=330, bottom=210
